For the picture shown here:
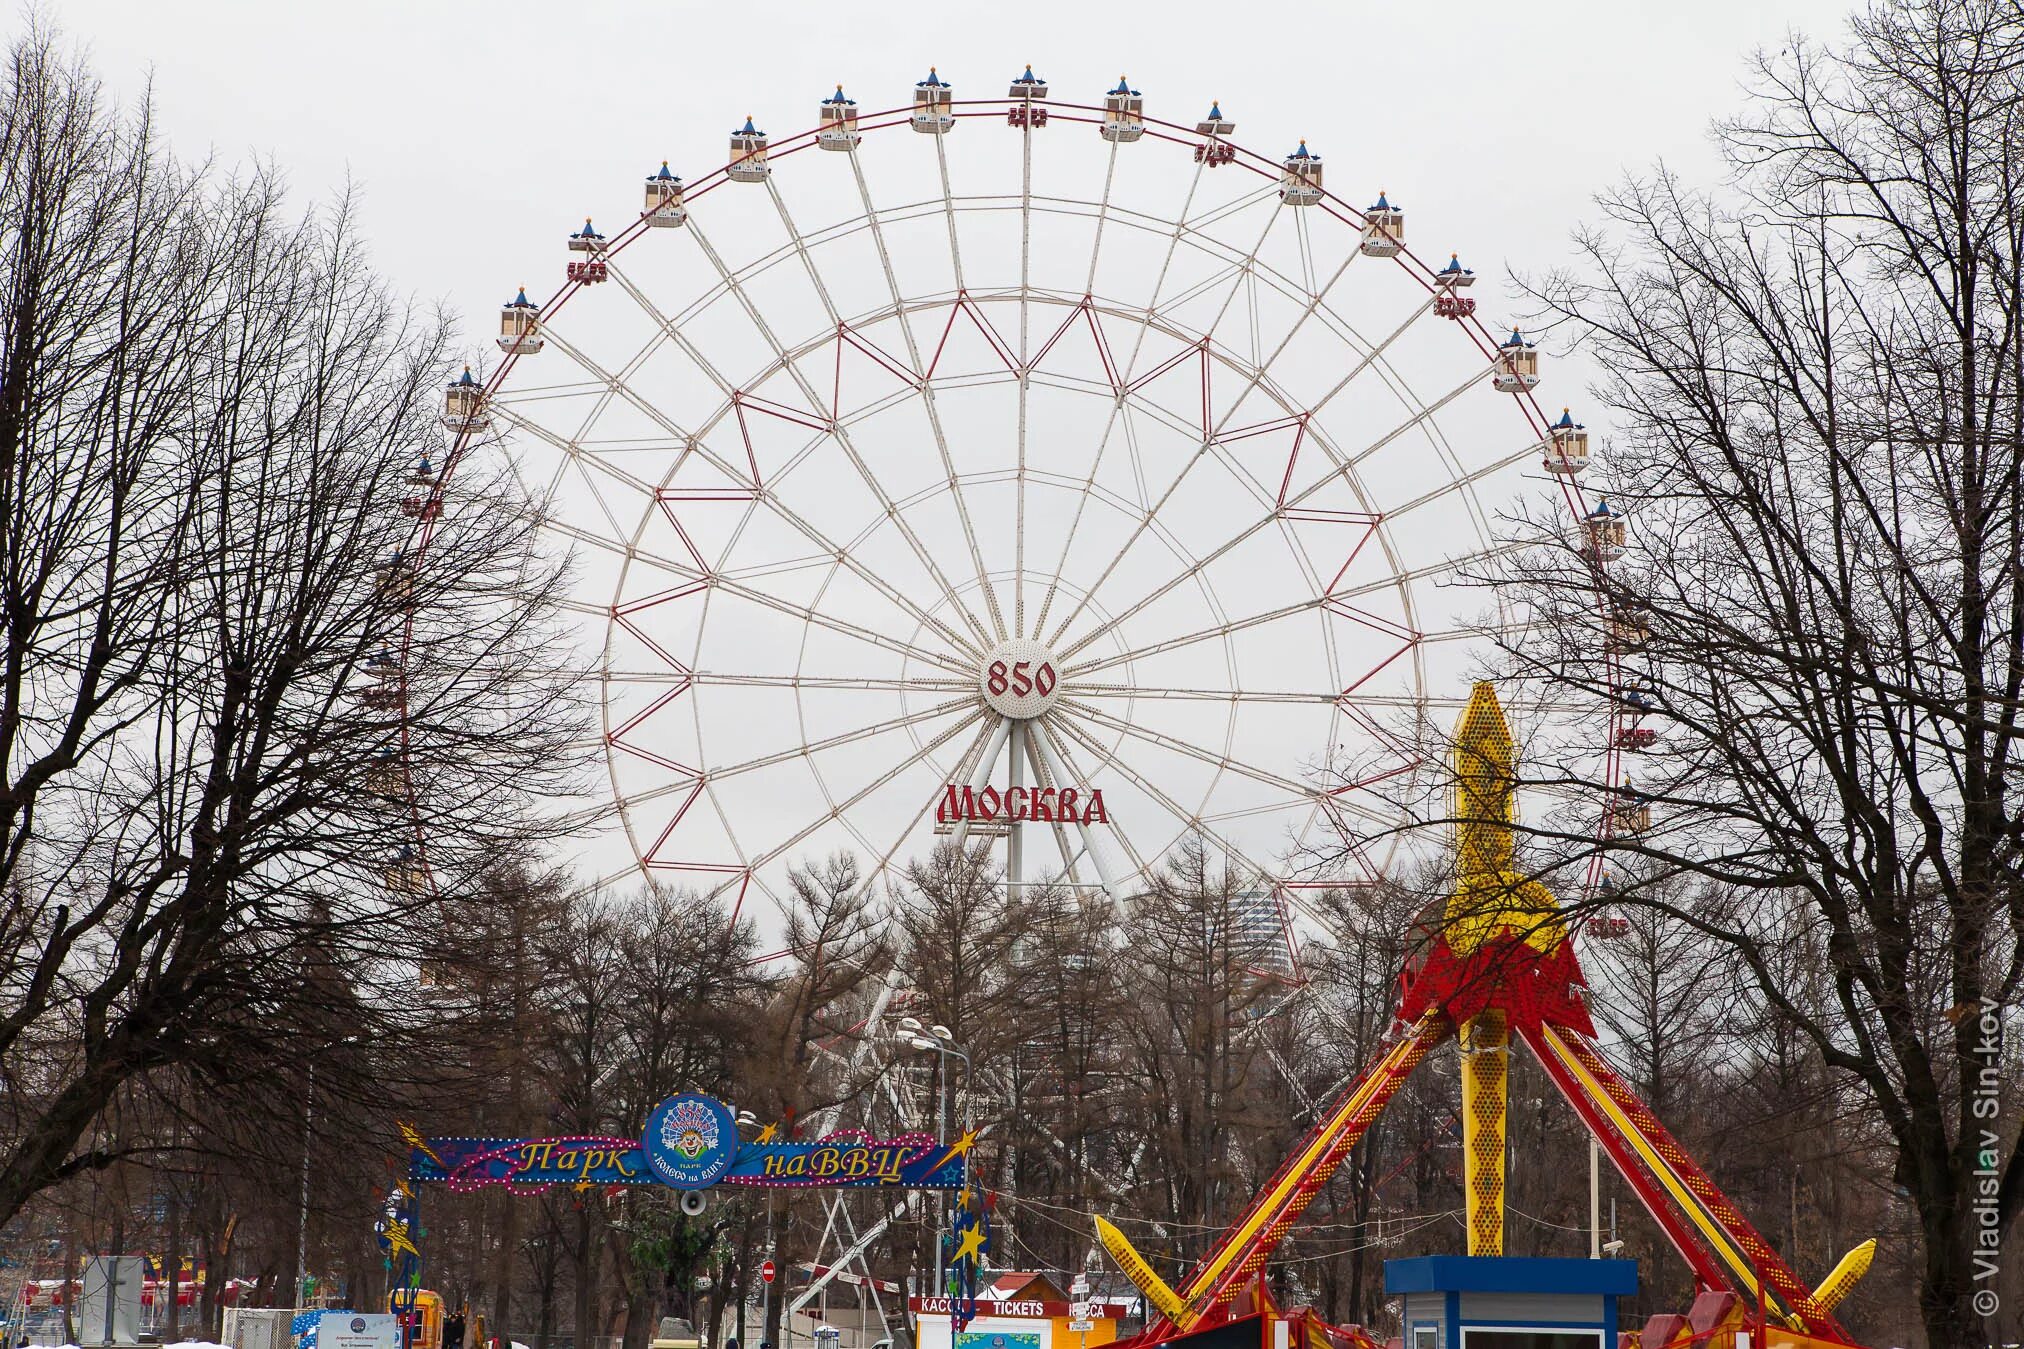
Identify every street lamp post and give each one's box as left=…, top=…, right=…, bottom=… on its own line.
left=894, top=1021, right=970, bottom=1294
left=298, top=1036, right=359, bottom=1308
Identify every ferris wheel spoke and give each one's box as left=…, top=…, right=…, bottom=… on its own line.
left=765, top=178, right=843, bottom=327
left=605, top=265, right=988, bottom=662
left=683, top=670, right=974, bottom=695
left=1053, top=358, right=1482, bottom=666
left=1083, top=134, right=1123, bottom=296
left=707, top=572, right=974, bottom=675
left=933, top=127, right=967, bottom=293
left=685, top=214, right=999, bottom=653
left=1041, top=711, right=1290, bottom=891
left=491, top=402, right=664, bottom=518
left=1016, top=114, right=1037, bottom=640
left=862, top=715, right=1001, bottom=898
left=533, top=321, right=696, bottom=448
left=539, top=514, right=697, bottom=577
left=624, top=695, right=976, bottom=810
left=605, top=261, right=738, bottom=398
left=1063, top=535, right=1525, bottom=684
left=1378, top=429, right=1554, bottom=524
left=723, top=703, right=990, bottom=882
left=1054, top=697, right=1392, bottom=830
left=1064, top=682, right=1338, bottom=704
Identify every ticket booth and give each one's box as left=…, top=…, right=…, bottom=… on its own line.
left=1385, top=1257, right=1636, bottom=1349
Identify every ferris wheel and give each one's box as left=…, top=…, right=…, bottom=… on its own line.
left=417, top=66, right=1631, bottom=963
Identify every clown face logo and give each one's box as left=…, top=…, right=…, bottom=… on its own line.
left=663, top=1100, right=720, bottom=1161
left=643, top=1093, right=737, bottom=1190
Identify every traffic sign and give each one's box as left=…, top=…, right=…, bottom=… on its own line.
left=1068, top=1323, right=1094, bottom=1333
left=760, top=1260, right=777, bottom=1285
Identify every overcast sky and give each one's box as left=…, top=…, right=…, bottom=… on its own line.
left=37, top=0, right=1869, bottom=903
left=52, top=0, right=1857, bottom=354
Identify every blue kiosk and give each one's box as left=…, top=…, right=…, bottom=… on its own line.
left=1385, top=1257, right=1638, bottom=1349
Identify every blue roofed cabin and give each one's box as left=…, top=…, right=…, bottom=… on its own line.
left=498, top=288, right=543, bottom=355
left=1195, top=102, right=1236, bottom=165
left=818, top=85, right=861, bottom=151
left=1435, top=254, right=1476, bottom=289
left=912, top=67, right=955, bottom=133
left=441, top=366, right=489, bottom=434
left=728, top=117, right=771, bottom=182
left=1007, top=65, right=1049, bottom=128
left=1584, top=498, right=1627, bottom=562
left=1361, top=192, right=1404, bottom=256
left=1280, top=140, right=1323, bottom=204
left=1387, top=1256, right=1637, bottom=1349
left=1009, top=64, right=1049, bottom=100
left=568, top=217, right=606, bottom=254
left=1545, top=408, right=1589, bottom=477
left=1101, top=75, right=1144, bottom=142
left=1491, top=329, right=1539, bottom=392
left=642, top=163, right=687, bottom=226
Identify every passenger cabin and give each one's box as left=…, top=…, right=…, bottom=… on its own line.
left=376, top=551, right=416, bottom=607
left=1360, top=192, right=1404, bottom=256
left=384, top=846, right=427, bottom=896
left=1432, top=253, right=1477, bottom=318
left=568, top=218, right=606, bottom=254
left=1008, top=64, right=1048, bottom=99
left=1610, top=779, right=1652, bottom=834
left=1280, top=140, right=1323, bottom=204
left=1434, top=254, right=1476, bottom=289
left=818, top=85, right=861, bottom=150
left=1545, top=408, right=1589, bottom=476
left=728, top=117, right=770, bottom=182
left=1007, top=66, right=1048, bottom=128
left=366, top=747, right=402, bottom=795
left=1101, top=76, right=1144, bottom=142
left=1490, top=329, right=1538, bottom=392
left=441, top=366, right=488, bottom=434
left=1584, top=499, right=1627, bottom=562
left=498, top=287, right=543, bottom=355
left=1605, top=608, right=1648, bottom=654
left=912, top=68, right=955, bottom=134
left=357, top=651, right=404, bottom=711
left=1195, top=102, right=1236, bottom=166
left=643, top=162, right=687, bottom=226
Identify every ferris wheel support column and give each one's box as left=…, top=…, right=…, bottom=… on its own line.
left=949, top=716, right=1013, bottom=853
left=1028, top=719, right=1127, bottom=913
left=1008, top=720, right=1025, bottom=902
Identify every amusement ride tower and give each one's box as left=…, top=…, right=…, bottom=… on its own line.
left=1094, top=683, right=1877, bottom=1349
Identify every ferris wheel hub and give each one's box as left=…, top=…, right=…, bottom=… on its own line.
left=978, top=638, right=1063, bottom=720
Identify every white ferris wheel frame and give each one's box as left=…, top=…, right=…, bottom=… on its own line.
left=417, top=93, right=1619, bottom=963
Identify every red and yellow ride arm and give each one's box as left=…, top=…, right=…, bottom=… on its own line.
left=1155, top=1011, right=1451, bottom=1332
left=1522, top=1022, right=1856, bottom=1345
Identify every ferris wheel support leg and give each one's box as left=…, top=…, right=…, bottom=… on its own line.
left=949, top=716, right=1013, bottom=853
left=1008, top=721, right=1024, bottom=900
left=1026, top=719, right=1127, bottom=912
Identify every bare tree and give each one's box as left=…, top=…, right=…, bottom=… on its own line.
left=1470, top=2, right=2024, bottom=1343
left=0, top=27, right=588, bottom=1230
